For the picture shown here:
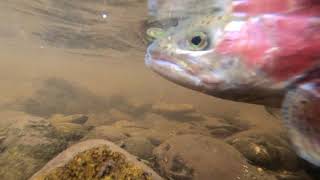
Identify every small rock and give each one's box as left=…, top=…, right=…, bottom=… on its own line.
left=49, top=114, right=88, bottom=125
left=200, top=117, right=247, bottom=138
left=0, top=136, right=6, bottom=144
left=122, top=137, right=155, bottom=160
left=30, top=139, right=163, bottom=180
left=151, top=102, right=195, bottom=115
left=227, top=130, right=300, bottom=171
left=85, top=125, right=128, bottom=142
left=275, top=171, right=312, bottom=180
left=127, top=98, right=151, bottom=115
left=112, top=120, right=148, bottom=136
left=140, top=113, right=209, bottom=143
left=85, top=113, right=114, bottom=127
left=109, top=108, right=134, bottom=121
left=153, top=134, right=276, bottom=180
left=52, top=122, right=88, bottom=139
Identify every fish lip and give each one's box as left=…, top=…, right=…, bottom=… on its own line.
left=145, top=51, right=204, bottom=88
left=146, top=50, right=176, bottom=65
left=145, top=51, right=223, bottom=91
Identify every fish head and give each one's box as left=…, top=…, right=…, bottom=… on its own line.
left=145, top=15, right=286, bottom=106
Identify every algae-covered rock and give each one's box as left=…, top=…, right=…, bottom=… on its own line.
left=30, top=139, right=163, bottom=180
left=52, top=122, right=89, bottom=142
left=49, top=114, right=90, bottom=141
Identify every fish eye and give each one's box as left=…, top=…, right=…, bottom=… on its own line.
left=188, top=31, right=208, bottom=51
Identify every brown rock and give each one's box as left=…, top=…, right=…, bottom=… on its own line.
left=140, top=113, right=209, bottom=143
left=151, top=102, right=195, bottom=115
left=200, top=116, right=249, bottom=138
left=85, top=126, right=128, bottom=143
left=109, top=108, right=134, bottom=121
left=153, top=134, right=276, bottom=180
left=127, top=98, right=151, bottom=114
left=227, top=130, right=300, bottom=171
left=0, top=136, right=6, bottom=144
left=51, top=122, right=88, bottom=141
left=275, top=171, right=312, bottom=180
left=0, top=111, right=70, bottom=180
left=49, top=114, right=88, bottom=125
left=85, top=113, right=114, bottom=127
left=122, top=137, right=155, bottom=160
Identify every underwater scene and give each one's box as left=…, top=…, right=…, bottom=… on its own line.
left=0, top=0, right=319, bottom=179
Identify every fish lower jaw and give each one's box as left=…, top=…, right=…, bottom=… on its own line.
left=145, top=57, right=203, bottom=89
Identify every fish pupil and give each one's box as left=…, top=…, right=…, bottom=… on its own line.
left=191, top=36, right=202, bottom=46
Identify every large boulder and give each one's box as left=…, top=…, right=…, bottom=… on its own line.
left=30, top=139, right=163, bottom=180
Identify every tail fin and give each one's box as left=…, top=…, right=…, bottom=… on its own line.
left=282, top=80, right=320, bottom=166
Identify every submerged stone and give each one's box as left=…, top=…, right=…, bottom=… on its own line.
left=49, top=114, right=88, bottom=125
left=153, top=134, right=276, bottom=180
left=151, top=103, right=195, bottom=115
left=85, top=125, right=128, bottom=143
left=122, top=136, right=155, bottom=160
left=30, top=139, right=163, bottom=180
left=227, top=130, right=300, bottom=171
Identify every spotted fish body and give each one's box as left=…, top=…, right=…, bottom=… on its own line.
left=146, top=0, right=320, bottom=166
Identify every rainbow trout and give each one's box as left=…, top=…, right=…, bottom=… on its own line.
left=145, top=0, right=320, bottom=166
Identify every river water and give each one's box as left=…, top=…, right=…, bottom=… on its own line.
left=0, top=0, right=316, bottom=180
left=0, top=0, right=273, bottom=125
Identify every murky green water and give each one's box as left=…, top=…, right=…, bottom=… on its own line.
left=0, top=0, right=318, bottom=180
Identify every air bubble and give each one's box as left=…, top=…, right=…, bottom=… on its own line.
left=101, top=12, right=108, bottom=19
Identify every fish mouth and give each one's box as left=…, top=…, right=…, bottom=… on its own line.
left=145, top=48, right=223, bottom=92
left=145, top=51, right=204, bottom=90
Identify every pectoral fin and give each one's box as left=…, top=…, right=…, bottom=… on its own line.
left=282, top=79, right=320, bottom=166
